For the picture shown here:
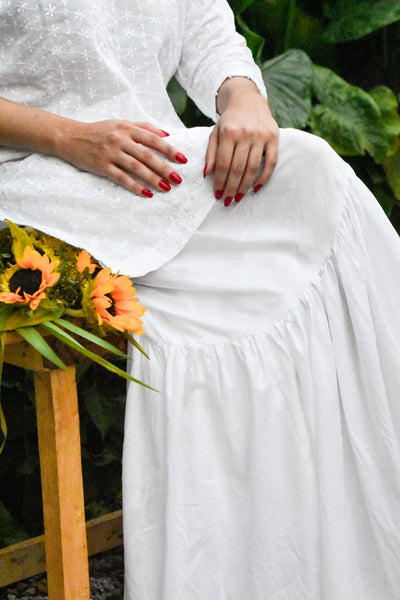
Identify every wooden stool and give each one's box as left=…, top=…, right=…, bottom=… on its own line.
left=0, top=333, right=123, bottom=600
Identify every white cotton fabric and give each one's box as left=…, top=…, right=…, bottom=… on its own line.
left=0, top=0, right=265, bottom=276
left=123, top=129, right=400, bottom=600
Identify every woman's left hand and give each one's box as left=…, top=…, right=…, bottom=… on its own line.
left=204, top=77, right=279, bottom=207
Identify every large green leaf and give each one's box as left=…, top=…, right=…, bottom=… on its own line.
left=324, top=0, right=400, bottom=42
left=236, top=13, right=265, bottom=62
left=228, top=0, right=256, bottom=13
left=260, top=49, right=313, bottom=128
left=166, top=77, right=187, bottom=116
left=383, top=150, right=400, bottom=200
left=308, top=65, right=400, bottom=160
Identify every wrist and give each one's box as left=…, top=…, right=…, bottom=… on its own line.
left=216, top=76, right=261, bottom=115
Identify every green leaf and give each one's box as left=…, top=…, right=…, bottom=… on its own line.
left=1, top=301, right=63, bottom=332
left=6, top=220, right=34, bottom=260
left=236, top=13, right=265, bottom=63
left=123, top=332, right=149, bottom=360
left=0, top=334, right=7, bottom=455
left=17, top=326, right=69, bottom=371
left=166, top=77, right=188, bottom=116
left=228, top=0, right=256, bottom=13
left=40, top=322, right=156, bottom=390
left=260, top=49, right=313, bottom=128
left=324, top=0, right=400, bottom=42
left=308, top=65, right=400, bottom=160
left=81, top=377, right=117, bottom=440
left=368, top=86, right=400, bottom=162
left=383, top=149, right=400, bottom=200
left=0, top=305, right=13, bottom=332
left=54, top=318, right=128, bottom=360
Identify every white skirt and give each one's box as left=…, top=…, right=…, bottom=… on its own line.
left=122, top=129, right=400, bottom=600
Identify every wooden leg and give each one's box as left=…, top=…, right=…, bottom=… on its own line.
left=33, top=367, right=90, bottom=600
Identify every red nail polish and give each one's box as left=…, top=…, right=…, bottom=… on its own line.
left=254, top=184, right=263, bottom=193
left=159, top=180, right=171, bottom=191
left=203, top=163, right=208, bottom=178
left=142, top=188, right=153, bottom=198
left=169, top=172, right=182, bottom=184
left=160, top=130, right=170, bottom=137
left=215, top=190, right=223, bottom=200
left=235, top=193, right=244, bottom=203
left=224, top=196, right=233, bottom=207
left=176, top=152, right=188, bottom=164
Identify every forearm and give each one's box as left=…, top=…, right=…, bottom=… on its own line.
left=0, top=97, right=75, bottom=156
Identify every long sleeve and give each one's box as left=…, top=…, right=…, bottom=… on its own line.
left=175, top=0, right=267, bottom=122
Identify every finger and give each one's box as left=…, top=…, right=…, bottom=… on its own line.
left=233, top=145, right=264, bottom=203
left=136, top=122, right=170, bottom=138
left=204, top=126, right=219, bottom=178
left=131, top=128, right=188, bottom=165
left=252, top=133, right=279, bottom=193
left=220, top=143, right=251, bottom=205
left=116, top=149, right=182, bottom=190
left=213, top=136, right=235, bottom=200
left=106, top=164, right=155, bottom=197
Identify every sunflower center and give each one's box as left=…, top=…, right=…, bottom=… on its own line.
left=106, top=296, right=117, bottom=317
left=9, top=268, right=43, bottom=296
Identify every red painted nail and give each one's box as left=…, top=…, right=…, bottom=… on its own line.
left=203, top=163, right=208, bottom=178
left=215, top=190, right=223, bottom=200
left=169, top=172, right=182, bottom=184
left=142, top=188, right=153, bottom=198
left=254, top=184, right=263, bottom=193
left=159, top=180, right=171, bottom=191
left=224, top=196, right=233, bottom=207
left=176, top=152, right=188, bottom=164
left=159, top=130, right=170, bottom=137
left=235, top=192, right=244, bottom=203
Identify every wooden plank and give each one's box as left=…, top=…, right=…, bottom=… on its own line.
left=0, top=510, right=123, bottom=588
left=33, top=367, right=90, bottom=600
left=3, top=337, right=44, bottom=370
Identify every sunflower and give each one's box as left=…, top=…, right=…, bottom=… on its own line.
left=76, top=249, right=97, bottom=275
left=0, top=246, right=60, bottom=310
left=90, top=268, right=146, bottom=334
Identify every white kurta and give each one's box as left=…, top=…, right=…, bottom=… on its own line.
left=0, top=0, right=265, bottom=275
left=1, top=2, right=400, bottom=599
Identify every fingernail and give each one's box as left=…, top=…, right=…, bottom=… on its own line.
left=169, top=172, right=182, bottom=184
left=142, top=188, right=153, bottom=198
left=203, top=163, right=208, bottom=178
left=215, top=190, right=223, bottom=200
left=176, top=152, right=188, bottom=164
left=160, top=130, right=169, bottom=137
left=235, top=192, right=244, bottom=203
left=254, top=184, right=263, bottom=193
left=224, top=196, right=233, bottom=207
left=159, top=180, right=171, bottom=191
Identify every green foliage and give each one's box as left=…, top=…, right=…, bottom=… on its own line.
left=260, top=49, right=312, bottom=128
left=324, top=0, right=400, bottom=42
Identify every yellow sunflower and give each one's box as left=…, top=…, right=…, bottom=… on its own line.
left=0, top=246, right=60, bottom=310
left=90, top=268, right=146, bottom=334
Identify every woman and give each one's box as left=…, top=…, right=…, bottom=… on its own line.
left=1, top=1, right=400, bottom=598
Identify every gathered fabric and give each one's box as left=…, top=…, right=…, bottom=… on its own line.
left=123, top=129, right=400, bottom=600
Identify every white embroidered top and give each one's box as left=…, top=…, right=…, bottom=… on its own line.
left=0, top=0, right=266, bottom=275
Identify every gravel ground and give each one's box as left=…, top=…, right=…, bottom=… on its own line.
left=0, top=546, right=124, bottom=600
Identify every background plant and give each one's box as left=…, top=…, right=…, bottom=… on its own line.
left=1, top=0, right=400, bottom=549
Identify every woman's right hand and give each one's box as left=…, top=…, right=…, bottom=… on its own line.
left=56, top=120, right=187, bottom=197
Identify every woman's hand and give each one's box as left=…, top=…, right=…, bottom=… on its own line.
left=56, top=120, right=187, bottom=198
left=0, top=98, right=187, bottom=198
left=204, top=77, right=279, bottom=206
